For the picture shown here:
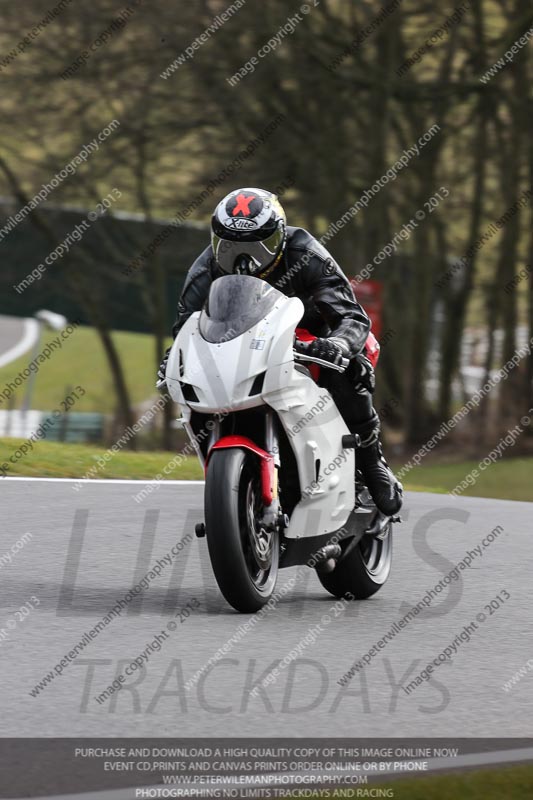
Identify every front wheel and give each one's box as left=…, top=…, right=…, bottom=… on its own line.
left=317, top=522, right=393, bottom=600
left=205, top=448, right=279, bottom=613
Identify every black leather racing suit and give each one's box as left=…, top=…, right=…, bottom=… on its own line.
left=172, top=226, right=379, bottom=438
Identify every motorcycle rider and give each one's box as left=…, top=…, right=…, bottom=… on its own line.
left=158, top=187, right=402, bottom=517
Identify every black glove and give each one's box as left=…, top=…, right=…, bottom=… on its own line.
left=156, top=349, right=170, bottom=387
left=352, top=351, right=375, bottom=393
left=294, top=336, right=349, bottom=370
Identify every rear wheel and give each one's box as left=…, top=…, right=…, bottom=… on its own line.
left=317, top=522, right=392, bottom=599
left=205, top=448, right=279, bottom=612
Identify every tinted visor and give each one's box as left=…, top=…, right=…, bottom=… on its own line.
left=211, top=224, right=284, bottom=275
left=199, top=275, right=283, bottom=343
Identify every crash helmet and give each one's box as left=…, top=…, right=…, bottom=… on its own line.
left=211, top=187, right=286, bottom=277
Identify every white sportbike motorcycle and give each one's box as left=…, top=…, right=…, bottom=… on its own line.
left=164, top=274, right=397, bottom=613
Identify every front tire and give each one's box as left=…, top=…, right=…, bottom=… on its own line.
left=317, top=522, right=393, bottom=599
left=205, top=448, right=279, bottom=613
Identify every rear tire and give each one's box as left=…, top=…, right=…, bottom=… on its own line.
left=205, top=448, right=279, bottom=613
left=317, top=522, right=392, bottom=599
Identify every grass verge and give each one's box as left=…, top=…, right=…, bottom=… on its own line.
left=0, top=438, right=531, bottom=501
left=396, top=457, right=532, bottom=502
left=362, top=764, right=533, bottom=799
left=0, top=325, right=168, bottom=413
left=0, top=438, right=202, bottom=480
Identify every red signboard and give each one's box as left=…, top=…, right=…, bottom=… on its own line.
left=351, top=279, right=383, bottom=340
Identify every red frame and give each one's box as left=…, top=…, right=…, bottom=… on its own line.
left=364, top=331, right=380, bottom=369
left=206, top=435, right=275, bottom=506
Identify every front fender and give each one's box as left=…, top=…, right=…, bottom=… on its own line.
left=207, top=435, right=276, bottom=507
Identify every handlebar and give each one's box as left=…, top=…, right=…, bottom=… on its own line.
left=293, top=350, right=349, bottom=373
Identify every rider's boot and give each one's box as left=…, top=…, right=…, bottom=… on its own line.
left=353, top=420, right=403, bottom=516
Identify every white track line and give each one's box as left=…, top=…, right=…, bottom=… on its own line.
left=6, top=746, right=533, bottom=800
left=0, top=317, right=40, bottom=367
left=1, top=477, right=205, bottom=484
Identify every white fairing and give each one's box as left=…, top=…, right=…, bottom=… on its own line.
left=166, top=293, right=355, bottom=539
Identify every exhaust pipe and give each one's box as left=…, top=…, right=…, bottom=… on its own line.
left=315, top=543, right=342, bottom=574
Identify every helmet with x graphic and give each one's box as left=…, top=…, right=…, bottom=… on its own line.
left=211, top=187, right=287, bottom=277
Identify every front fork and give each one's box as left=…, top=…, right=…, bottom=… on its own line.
left=262, top=411, right=282, bottom=530
left=198, top=410, right=283, bottom=531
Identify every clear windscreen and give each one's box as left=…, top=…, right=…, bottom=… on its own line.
left=199, top=275, right=284, bottom=343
